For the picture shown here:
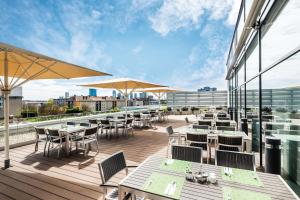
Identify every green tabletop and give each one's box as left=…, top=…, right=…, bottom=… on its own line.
left=142, top=172, right=185, bottom=200
left=221, top=167, right=263, bottom=187
left=223, top=186, right=271, bottom=200
left=160, top=159, right=191, bottom=173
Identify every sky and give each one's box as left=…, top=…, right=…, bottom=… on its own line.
left=0, top=0, right=241, bottom=100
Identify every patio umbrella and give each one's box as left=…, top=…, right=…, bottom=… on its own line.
left=135, top=87, right=179, bottom=109
left=79, top=78, right=166, bottom=117
left=0, top=42, right=111, bottom=169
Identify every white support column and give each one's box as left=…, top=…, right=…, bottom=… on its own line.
left=3, top=49, right=11, bottom=169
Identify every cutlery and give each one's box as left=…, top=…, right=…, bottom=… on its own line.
left=164, top=183, right=171, bottom=195
left=146, top=180, right=152, bottom=189
left=169, top=181, right=176, bottom=195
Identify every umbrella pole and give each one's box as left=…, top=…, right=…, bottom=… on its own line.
left=125, top=88, right=128, bottom=120
left=3, top=50, right=10, bottom=169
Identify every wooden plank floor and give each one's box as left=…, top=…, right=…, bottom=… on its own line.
left=0, top=119, right=186, bottom=200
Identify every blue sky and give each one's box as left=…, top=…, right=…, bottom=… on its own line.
left=0, top=0, right=240, bottom=100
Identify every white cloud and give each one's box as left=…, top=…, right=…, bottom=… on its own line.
left=132, top=43, right=143, bottom=54
left=149, top=0, right=239, bottom=36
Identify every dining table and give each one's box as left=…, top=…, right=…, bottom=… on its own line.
left=118, top=156, right=299, bottom=200
left=45, top=124, right=86, bottom=156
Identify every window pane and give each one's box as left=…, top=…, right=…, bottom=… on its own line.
left=246, top=34, right=259, bottom=81
left=261, top=0, right=300, bottom=70
left=262, top=51, right=300, bottom=192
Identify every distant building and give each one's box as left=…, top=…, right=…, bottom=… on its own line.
left=117, top=92, right=121, bottom=98
left=65, top=92, right=69, bottom=98
left=0, top=87, right=23, bottom=118
left=112, top=90, right=117, bottom=98
left=139, top=92, right=147, bottom=99
left=197, top=87, right=217, bottom=92
left=134, top=93, right=138, bottom=99
left=89, top=88, right=97, bottom=97
left=129, top=93, right=133, bottom=100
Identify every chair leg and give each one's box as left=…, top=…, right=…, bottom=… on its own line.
left=96, top=140, right=99, bottom=153
left=35, top=140, right=38, bottom=152
left=84, top=144, right=87, bottom=157
left=47, top=142, right=51, bottom=157
left=43, top=141, right=47, bottom=157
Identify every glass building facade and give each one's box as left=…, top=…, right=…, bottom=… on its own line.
left=226, top=0, right=300, bottom=194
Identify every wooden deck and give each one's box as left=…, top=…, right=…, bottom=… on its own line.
left=0, top=119, right=185, bottom=200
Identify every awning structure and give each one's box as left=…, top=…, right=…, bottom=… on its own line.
left=79, top=78, right=166, bottom=115
left=135, top=87, right=180, bottom=108
left=0, top=42, right=111, bottom=169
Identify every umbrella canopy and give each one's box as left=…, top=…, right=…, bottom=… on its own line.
left=80, top=78, right=164, bottom=90
left=0, top=42, right=111, bottom=169
left=79, top=78, right=166, bottom=115
left=135, top=87, right=180, bottom=108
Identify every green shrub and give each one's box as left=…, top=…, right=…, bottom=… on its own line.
left=21, top=111, right=38, bottom=118
left=65, top=107, right=83, bottom=114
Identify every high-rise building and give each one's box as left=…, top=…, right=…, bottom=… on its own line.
left=65, top=92, right=69, bottom=98
left=89, top=88, right=97, bottom=97
left=117, top=92, right=121, bottom=98
left=129, top=93, right=133, bottom=99
left=112, top=90, right=117, bottom=98
left=134, top=93, right=138, bottom=99
left=197, top=87, right=217, bottom=92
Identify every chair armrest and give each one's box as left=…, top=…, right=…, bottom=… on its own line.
left=100, top=183, right=118, bottom=188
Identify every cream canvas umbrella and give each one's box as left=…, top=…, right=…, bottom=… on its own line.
left=0, top=42, right=111, bottom=169
left=79, top=78, right=166, bottom=117
left=136, top=87, right=179, bottom=109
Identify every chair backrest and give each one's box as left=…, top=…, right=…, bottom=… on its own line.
left=100, top=119, right=110, bottom=125
left=204, top=113, right=213, bottom=118
left=35, top=127, right=47, bottom=135
left=126, top=118, right=133, bottom=125
left=84, top=126, right=98, bottom=136
left=89, top=119, right=98, bottom=124
left=216, top=121, right=230, bottom=127
left=192, top=125, right=209, bottom=129
left=166, top=126, right=174, bottom=135
left=133, top=113, right=141, bottom=118
left=117, top=116, right=125, bottom=119
left=80, top=122, right=91, bottom=127
left=265, top=123, right=284, bottom=130
left=198, top=121, right=212, bottom=126
left=98, top=151, right=127, bottom=184
left=171, top=145, right=202, bottom=163
left=215, top=150, right=255, bottom=171
left=217, top=113, right=227, bottom=118
left=106, top=116, right=114, bottom=119
left=218, top=117, right=230, bottom=121
left=217, top=126, right=235, bottom=131
left=67, top=121, right=76, bottom=126
left=47, top=129, right=60, bottom=137
left=186, top=133, right=207, bottom=143
left=218, top=135, right=243, bottom=152
left=290, top=125, right=300, bottom=131
left=123, top=114, right=131, bottom=118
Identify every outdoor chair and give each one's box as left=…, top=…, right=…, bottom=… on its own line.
left=166, top=126, right=185, bottom=157
left=34, top=127, right=48, bottom=156
left=289, top=125, right=300, bottom=131
left=72, top=126, right=99, bottom=157
left=265, top=123, right=284, bottom=130
left=133, top=113, right=142, bottom=127
left=67, top=121, right=76, bottom=126
left=100, top=119, right=115, bottom=139
left=171, top=145, right=203, bottom=163
left=98, top=151, right=139, bottom=200
left=47, top=129, right=66, bottom=158
left=80, top=122, right=91, bottom=127
left=89, top=119, right=99, bottom=126
left=198, top=120, right=212, bottom=127
left=204, top=113, right=214, bottom=118
left=217, top=135, right=243, bottom=152
left=216, top=121, right=230, bottom=127
left=217, top=113, right=227, bottom=118
left=117, top=116, right=125, bottom=119
left=117, top=118, right=134, bottom=136
left=186, top=133, right=208, bottom=163
left=203, top=117, right=213, bottom=120
left=218, top=117, right=230, bottom=120
left=192, top=125, right=209, bottom=129
left=217, top=126, right=236, bottom=131
left=215, top=150, right=255, bottom=171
